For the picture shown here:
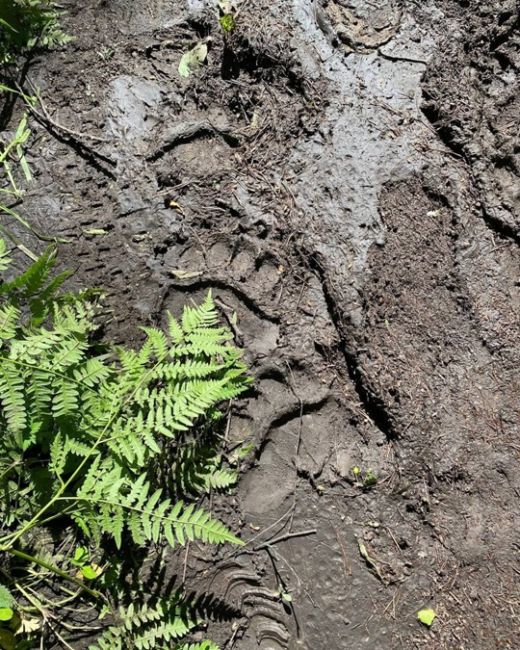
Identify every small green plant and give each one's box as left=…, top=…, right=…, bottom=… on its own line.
left=0, top=109, right=32, bottom=199
left=218, top=1, right=237, bottom=34
left=351, top=466, right=378, bottom=488
left=70, top=546, right=103, bottom=581
left=0, top=240, right=250, bottom=648
left=0, top=0, right=71, bottom=64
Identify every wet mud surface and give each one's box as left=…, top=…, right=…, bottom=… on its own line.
left=4, top=0, right=519, bottom=648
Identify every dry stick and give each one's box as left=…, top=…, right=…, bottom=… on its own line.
left=253, top=529, right=317, bottom=552
left=264, top=546, right=303, bottom=640
left=334, top=527, right=352, bottom=578
left=182, top=541, right=190, bottom=586
left=214, top=297, right=244, bottom=346
left=377, top=47, right=427, bottom=65
left=285, top=362, right=304, bottom=532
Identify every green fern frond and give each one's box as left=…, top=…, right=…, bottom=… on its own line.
left=51, top=376, right=79, bottom=418
left=167, top=311, right=184, bottom=343
left=140, top=327, right=169, bottom=361
left=9, top=330, right=62, bottom=360
left=0, top=245, right=56, bottom=300
left=176, top=642, right=220, bottom=650
left=0, top=254, right=248, bottom=650
left=0, top=584, right=14, bottom=609
left=88, top=600, right=198, bottom=650
left=73, top=357, right=112, bottom=387
left=52, top=300, right=98, bottom=334
left=88, top=626, right=124, bottom=650
left=0, top=303, right=19, bottom=341
left=48, top=433, right=67, bottom=477
left=0, top=364, right=26, bottom=433
left=205, top=468, right=238, bottom=492
left=150, top=359, right=227, bottom=382
left=52, top=338, right=88, bottom=369
left=181, top=292, right=218, bottom=334
left=0, top=239, right=11, bottom=273
left=75, top=472, right=242, bottom=548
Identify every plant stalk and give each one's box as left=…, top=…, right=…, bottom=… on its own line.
left=1, top=547, right=101, bottom=599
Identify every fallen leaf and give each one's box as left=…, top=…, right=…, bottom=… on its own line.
left=18, top=617, right=41, bottom=634
left=417, top=608, right=437, bottom=627
left=357, top=539, right=384, bottom=581
left=179, top=42, right=208, bottom=78
left=169, top=269, right=203, bottom=280
left=168, top=200, right=184, bottom=214
left=82, top=228, right=107, bottom=236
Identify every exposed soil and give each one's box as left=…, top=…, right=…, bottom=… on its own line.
left=2, top=0, right=519, bottom=648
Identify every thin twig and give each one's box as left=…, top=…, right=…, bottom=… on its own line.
left=253, top=529, right=317, bottom=551
left=182, top=541, right=190, bottom=586
left=24, top=79, right=110, bottom=143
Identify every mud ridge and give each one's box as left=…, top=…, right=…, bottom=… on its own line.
left=421, top=101, right=520, bottom=243
left=161, top=278, right=281, bottom=324
left=306, top=252, right=398, bottom=441
left=252, top=393, right=331, bottom=462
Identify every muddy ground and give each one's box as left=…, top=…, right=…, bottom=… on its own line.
left=3, top=0, right=519, bottom=648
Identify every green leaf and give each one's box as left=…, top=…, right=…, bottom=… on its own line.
left=0, top=19, right=17, bottom=33
left=72, top=546, right=89, bottom=566
left=81, top=564, right=102, bottom=580
left=417, top=608, right=436, bottom=627
left=0, top=608, right=13, bottom=622
left=0, top=238, right=11, bottom=273
left=0, top=587, right=13, bottom=610
left=179, top=42, right=208, bottom=78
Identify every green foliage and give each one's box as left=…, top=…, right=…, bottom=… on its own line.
left=0, top=240, right=249, bottom=648
left=0, top=587, right=13, bottom=611
left=219, top=14, right=236, bottom=33
left=0, top=585, right=14, bottom=623
left=0, top=0, right=71, bottom=64
left=89, top=599, right=200, bottom=650
left=0, top=112, right=32, bottom=199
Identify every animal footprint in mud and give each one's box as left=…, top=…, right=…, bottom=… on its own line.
left=320, top=0, right=401, bottom=52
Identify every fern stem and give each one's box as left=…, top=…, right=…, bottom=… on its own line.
left=2, top=547, right=101, bottom=599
